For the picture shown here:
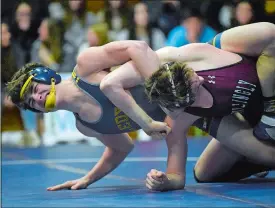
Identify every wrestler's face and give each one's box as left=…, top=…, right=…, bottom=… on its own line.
left=24, top=82, right=52, bottom=112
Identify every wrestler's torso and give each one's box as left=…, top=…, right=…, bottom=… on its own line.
left=73, top=70, right=108, bottom=123
left=72, top=68, right=166, bottom=134
left=184, top=55, right=262, bottom=117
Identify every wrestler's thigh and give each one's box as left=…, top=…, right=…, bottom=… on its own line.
left=216, top=114, right=275, bottom=168
left=256, top=45, right=275, bottom=96
left=194, top=138, right=242, bottom=182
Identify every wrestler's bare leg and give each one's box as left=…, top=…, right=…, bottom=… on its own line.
left=194, top=138, right=241, bottom=182
left=254, top=40, right=275, bottom=141
left=194, top=138, right=272, bottom=182
left=216, top=114, right=275, bottom=168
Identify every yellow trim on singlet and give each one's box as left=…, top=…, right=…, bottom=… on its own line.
left=72, top=69, right=80, bottom=84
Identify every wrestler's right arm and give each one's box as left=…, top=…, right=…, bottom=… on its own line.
left=146, top=111, right=200, bottom=191
left=47, top=122, right=134, bottom=191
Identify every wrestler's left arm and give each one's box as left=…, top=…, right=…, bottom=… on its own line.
left=47, top=121, right=134, bottom=191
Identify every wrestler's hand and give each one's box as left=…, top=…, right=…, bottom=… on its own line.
left=144, top=121, right=171, bottom=139
left=146, top=169, right=169, bottom=191
left=47, top=176, right=91, bottom=191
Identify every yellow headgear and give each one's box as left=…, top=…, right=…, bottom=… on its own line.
left=19, top=67, right=61, bottom=111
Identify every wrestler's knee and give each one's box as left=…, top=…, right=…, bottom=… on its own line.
left=193, top=167, right=204, bottom=183
left=260, top=22, right=275, bottom=41
left=266, top=146, right=275, bottom=165
left=255, top=144, right=275, bottom=167
left=193, top=166, right=212, bottom=183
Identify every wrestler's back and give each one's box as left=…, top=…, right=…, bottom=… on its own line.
left=186, top=47, right=243, bottom=72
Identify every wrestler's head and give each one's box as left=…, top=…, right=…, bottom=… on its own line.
left=6, top=63, right=61, bottom=113
left=144, top=62, right=204, bottom=111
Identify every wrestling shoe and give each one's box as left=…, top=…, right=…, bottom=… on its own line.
left=254, top=171, right=269, bottom=178
left=253, top=115, right=275, bottom=141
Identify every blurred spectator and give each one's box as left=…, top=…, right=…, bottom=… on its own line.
left=141, top=1, right=162, bottom=27
left=59, top=0, right=98, bottom=72
left=218, top=2, right=234, bottom=30
left=31, top=18, right=63, bottom=71
left=200, top=0, right=233, bottom=32
left=48, top=1, right=66, bottom=21
left=2, top=0, right=49, bottom=30
left=1, top=23, right=19, bottom=87
left=230, top=0, right=266, bottom=27
left=116, top=2, right=166, bottom=50
left=156, top=0, right=182, bottom=37
left=166, top=7, right=217, bottom=47
left=78, top=23, right=109, bottom=55
left=2, top=22, right=19, bottom=108
left=1, top=23, right=26, bottom=146
left=98, top=0, right=130, bottom=41
left=231, top=0, right=255, bottom=27
left=9, top=2, right=38, bottom=67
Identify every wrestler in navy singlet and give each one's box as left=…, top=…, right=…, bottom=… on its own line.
left=72, top=70, right=166, bottom=134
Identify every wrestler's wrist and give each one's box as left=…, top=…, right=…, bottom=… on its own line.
left=133, top=109, right=153, bottom=128
left=140, top=117, right=153, bottom=130
left=166, top=173, right=185, bottom=190
left=83, top=174, right=95, bottom=185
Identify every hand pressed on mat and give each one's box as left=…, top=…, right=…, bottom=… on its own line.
left=47, top=176, right=91, bottom=191
left=146, top=169, right=169, bottom=191
left=146, top=169, right=185, bottom=191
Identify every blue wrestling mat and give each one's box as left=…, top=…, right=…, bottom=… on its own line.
left=2, top=138, right=274, bottom=207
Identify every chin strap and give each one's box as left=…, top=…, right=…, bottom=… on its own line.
left=45, top=78, right=57, bottom=112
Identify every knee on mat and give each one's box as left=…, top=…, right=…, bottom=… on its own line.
left=193, top=167, right=213, bottom=183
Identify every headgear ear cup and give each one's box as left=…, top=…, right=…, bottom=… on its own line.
left=45, top=78, right=57, bottom=111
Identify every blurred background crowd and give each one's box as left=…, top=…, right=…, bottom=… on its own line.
left=2, top=0, right=275, bottom=147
